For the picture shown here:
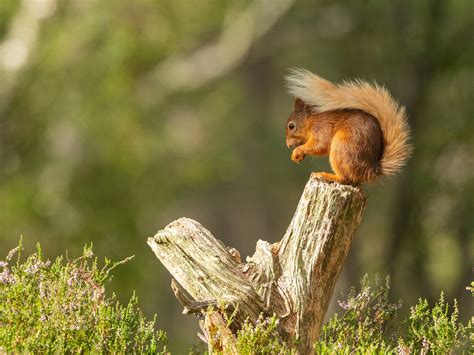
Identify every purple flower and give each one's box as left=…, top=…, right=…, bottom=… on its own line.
left=92, top=288, right=105, bottom=301
left=6, top=246, right=19, bottom=261
left=0, top=268, right=14, bottom=284
left=25, top=263, right=39, bottom=275
left=338, top=299, right=350, bottom=310
left=421, top=337, right=430, bottom=353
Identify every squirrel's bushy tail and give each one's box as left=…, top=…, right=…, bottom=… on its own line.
left=286, top=69, right=412, bottom=176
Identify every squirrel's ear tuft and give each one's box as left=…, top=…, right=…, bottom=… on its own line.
left=295, top=98, right=305, bottom=112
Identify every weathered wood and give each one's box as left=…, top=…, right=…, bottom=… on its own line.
left=148, top=218, right=265, bottom=327
left=277, top=174, right=366, bottom=349
left=148, top=173, right=366, bottom=353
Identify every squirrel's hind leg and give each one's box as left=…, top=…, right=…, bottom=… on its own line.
left=313, top=172, right=346, bottom=184
left=314, top=172, right=359, bottom=186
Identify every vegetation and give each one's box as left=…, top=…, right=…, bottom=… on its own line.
left=315, top=276, right=472, bottom=354
left=0, top=241, right=167, bottom=353
left=235, top=314, right=291, bottom=354
left=0, top=241, right=471, bottom=353
left=234, top=276, right=472, bottom=354
left=315, top=275, right=401, bottom=353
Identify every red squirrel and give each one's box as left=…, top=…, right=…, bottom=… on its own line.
left=285, top=69, right=412, bottom=185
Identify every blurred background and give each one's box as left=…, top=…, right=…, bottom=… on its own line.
left=1, top=0, right=473, bottom=351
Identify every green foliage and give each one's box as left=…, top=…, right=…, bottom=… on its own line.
left=315, top=275, right=472, bottom=354
left=0, top=241, right=167, bottom=353
left=315, top=275, right=400, bottom=353
left=1, top=241, right=471, bottom=354
left=235, top=314, right=291, bottom=355
left=399, top=293, right=471, bottom=353
left=234, top=276, right=472, bottom=354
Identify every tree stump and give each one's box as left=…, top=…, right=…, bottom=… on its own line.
left=148, top=173, right=366, bottom=353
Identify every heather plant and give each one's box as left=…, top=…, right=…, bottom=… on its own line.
left=314, top=275, right=400, bottom=353
left=233, top=275, right=472, bottom=354
left=0, top=240, right=167, bottom=353
left=235, top=314, right=291, bottom=354
left=398, top=293, right=472, bottom=353
left=314, top=275, right=472, bottom=354
left=1, top=241, right=471, bottom=354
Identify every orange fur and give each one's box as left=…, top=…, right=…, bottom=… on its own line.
left=285, top=70, right=411, bottom=185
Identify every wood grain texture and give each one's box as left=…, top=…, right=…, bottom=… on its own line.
left=148, top=173, right=366, bottom=353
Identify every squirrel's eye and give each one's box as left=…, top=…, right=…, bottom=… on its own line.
left=288, top=122, right=296, bottom=130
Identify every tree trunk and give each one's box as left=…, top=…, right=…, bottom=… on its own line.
left=148, top=173, right=366, bottom=353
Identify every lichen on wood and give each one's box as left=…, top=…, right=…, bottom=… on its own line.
left=148, top=173, right=366, bottom=353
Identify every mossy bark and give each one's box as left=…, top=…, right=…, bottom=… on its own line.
left=148, top=173, right=366, bottom=353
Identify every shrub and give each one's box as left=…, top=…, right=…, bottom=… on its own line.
left=236, top=314, right=291, bottom=354
left=315, top=275, right=472, bottom=353
left=399, top=293, right=471, bottom=353
left=315, top=275, right=400, bottom=353
left=1, top=241, right=471, bottom=354
left=0, top=241, right=167, bottom=353
left=235, top=275, right=472, bottom=354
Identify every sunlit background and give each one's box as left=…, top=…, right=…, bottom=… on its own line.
left=1, top=0, right=473, bottom=352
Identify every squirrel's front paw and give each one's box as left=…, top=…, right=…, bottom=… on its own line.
left=291, top=148, right=305, bottom=163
